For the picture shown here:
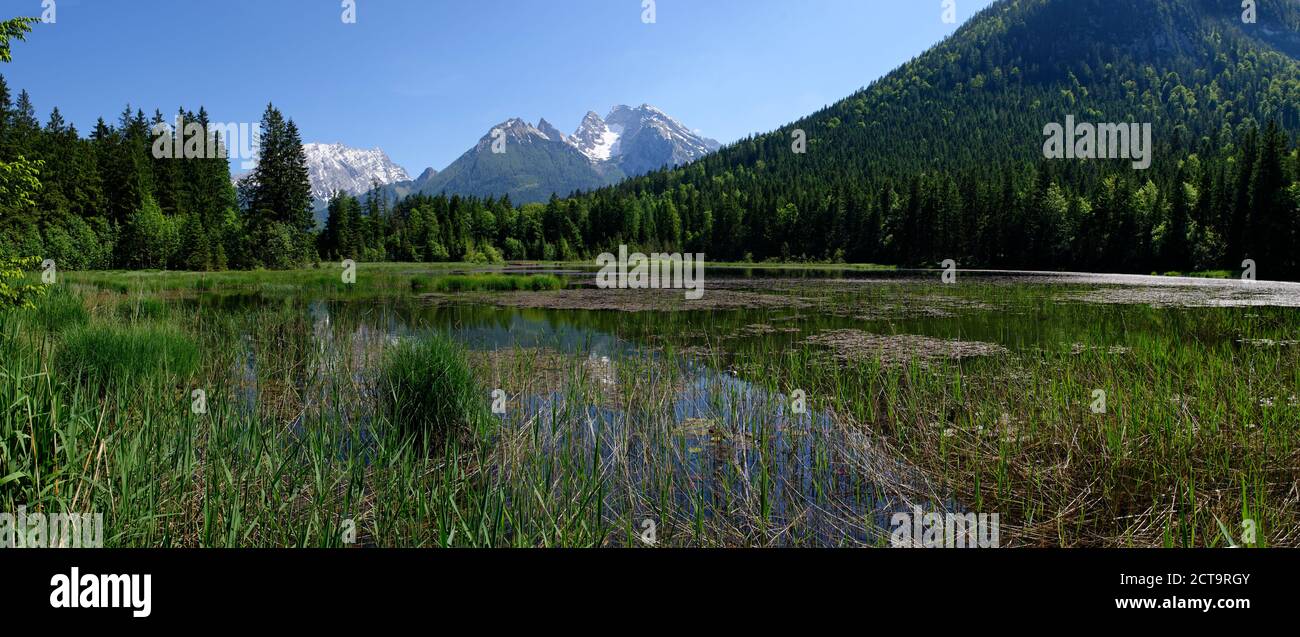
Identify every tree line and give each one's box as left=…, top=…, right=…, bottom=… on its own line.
left=3, top=69, right=1297, bottom=279
left=3, top=0, right=1300, bottom=279
left=0, top=76, right=334, bottom=271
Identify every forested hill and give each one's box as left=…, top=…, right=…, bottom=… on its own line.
left=564, top=0, right=1300, bottom=277
left=665, top=0, right=1300, bottom=183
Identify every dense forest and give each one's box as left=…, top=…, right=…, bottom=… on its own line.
left=560, top=0, right=1300, bottom=277
left=0, top=80, right=313, bottom=271
left=2, top=0, right=1300, bottom=279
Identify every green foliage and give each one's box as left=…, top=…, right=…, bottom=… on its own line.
left=0, top=154, right=39, bottom=210
left=248, top=220, right=308, bottom=270
left=0, top=255, right=44, bottom=309
left=29, top=285, right=88, bottom=332
left=377, top=334, right=490, bottom=449
left=116, top=296, right=169, bottom=321
left=120, top=196, right=179, bottom=269
left=54, top=324, right=199, bottom=388
left=0, top=17, right=36, bottom=63
left=0, top=79, right=236, bottom=271
left=417, top=273, right=566, bottom=293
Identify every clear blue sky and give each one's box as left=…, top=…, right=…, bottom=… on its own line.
left=4, top=0, right=995, bottom=174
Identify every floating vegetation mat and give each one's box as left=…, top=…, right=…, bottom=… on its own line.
left=807, top=330, right=1009, bottom=365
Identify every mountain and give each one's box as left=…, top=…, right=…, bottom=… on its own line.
left=417, top=105, right=720, bottom=204
left=570, top=111, right=619, bottom=162
left=412, top=167, right=439, bottom=187
left=567, top=0, right=1300, bottom=275
left=300, top=143, right=411, bottom=201
left=233, top=142, right=413, bottom=221
left=417, top=118, right=609, bottom=204
left=642, top=0, right=1300, bottom=186
left=569, top=105, right=720, bottom=177
left=599, top=104, right=721, bottom=175
left=535, top=118, right=568, bottom=144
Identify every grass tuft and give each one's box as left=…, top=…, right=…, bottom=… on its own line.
left=28, top=286, right=89, bottom=332
left=55, top=324, right=199, bottom=387
left=378, top=334, right=491, bottom=449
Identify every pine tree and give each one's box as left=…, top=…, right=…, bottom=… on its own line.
left=245, top=104, right=313, bottom=267
left=1162, top=165, right=1192, bottom=272
left=0, top=74, right=12, bottom=157
left=1249, top=121, right=1291, bottom=277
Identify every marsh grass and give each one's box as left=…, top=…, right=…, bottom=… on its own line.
left=54, top=324, right=200, bottom=388
left=117, top=296, right=169, bottom=321
left=27, top=286, right=89, bottom=332
left=413, top=274, right=567, bottom=293
left=2, top=267, right=1295, bottom=548
left=707, top=288, right=1300, bottom=547
left=65, top=263, right=476, bottom=298
left=378, top=334, right=492, bottom=449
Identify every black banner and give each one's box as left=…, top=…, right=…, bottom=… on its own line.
left=1, top=549, right=1290, bottom=625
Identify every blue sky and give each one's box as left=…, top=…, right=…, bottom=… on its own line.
left=3, top=0, right=996, bottom=174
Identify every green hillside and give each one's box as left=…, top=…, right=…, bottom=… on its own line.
left=568, top=0, right=1300, bottom=277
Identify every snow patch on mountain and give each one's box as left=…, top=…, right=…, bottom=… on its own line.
left=301, top=143, right=411, bottom=200
left=568, top=105, right=719, bottom=168
left=570, top=111, right=621, bottom=162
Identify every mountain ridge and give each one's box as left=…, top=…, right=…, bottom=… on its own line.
left=412, top=104, right=719, bottom=204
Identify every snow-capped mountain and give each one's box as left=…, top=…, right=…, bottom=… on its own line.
left=301, top=143, right=411, bottom=201
left=417, top=105, right=720, bottom=204
left=232, top=143, right=413, bottom=205
left=570, top=111, right=620, bottom=161
left=572, top=104, right=721, bottom=174
left=419, top=118, right=608, bottom=204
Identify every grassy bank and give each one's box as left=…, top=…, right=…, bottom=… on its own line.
left=411, top=274, right=566, bottom=293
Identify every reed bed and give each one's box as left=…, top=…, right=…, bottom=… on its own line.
left=1, top=269, right=1294, bottom=547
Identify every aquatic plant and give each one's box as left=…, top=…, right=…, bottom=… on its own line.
left=54, top=324, right=199, bottom=387
left=378, top=333, right=491, bottom=448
